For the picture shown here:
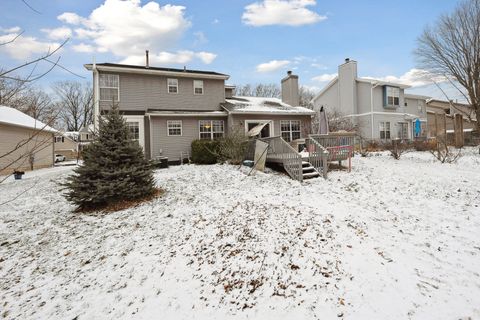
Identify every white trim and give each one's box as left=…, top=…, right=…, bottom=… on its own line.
left=147, top=111, right=227, bottom=117
left=99, top=73, right=120, bottom=102
left=244, top=120, right=274, bottom=137
left=167, top=78, right=178, bottom=94
left=280, top=120, right=301, bottom=142
left=193, top=80, right=204, bottom=95
left=84, top=64, right=230, bottom=80
left=198, top=120, right=225, bottom=140
left=123, top=115, right=145, bottom=150
left=167, top=120, right=183, bottom=136
left=345, top=111, right=426, bottom=120
left=228, top=111, right=314, bottom=116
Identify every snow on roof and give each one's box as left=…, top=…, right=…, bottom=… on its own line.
left=223, top=96, right=315, bottom=115
left=0, top=106, right=57, bottom=133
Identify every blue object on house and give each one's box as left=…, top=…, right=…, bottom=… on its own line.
left=415, top=119, right=421, bottom=137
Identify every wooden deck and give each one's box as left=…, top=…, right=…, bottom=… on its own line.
left=246, top=133, right=356, bottom=181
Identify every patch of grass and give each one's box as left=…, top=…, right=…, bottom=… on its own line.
left=75, top=187, right=164, bottom=213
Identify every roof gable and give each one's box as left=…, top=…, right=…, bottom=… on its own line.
left=0, top=106, right=57, bottom=133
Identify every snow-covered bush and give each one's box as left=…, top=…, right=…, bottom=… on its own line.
left=62, top=106, right=156, bottom=210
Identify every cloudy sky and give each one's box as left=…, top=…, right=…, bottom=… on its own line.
left=0, top=0, right=464, bottom=99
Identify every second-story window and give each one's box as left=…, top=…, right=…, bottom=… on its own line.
left=99, top=74, right=119, bottom=102
left=168, top=78, right=178, bottom=94
left=194, top=80, right=204, bottom=95
left=384, top=86, right=400, bottom=107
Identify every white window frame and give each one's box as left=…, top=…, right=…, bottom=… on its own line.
left=386, top=86, right=400, bottom=107
left=244, top=120, right=274, bottom=137
left=280, top=120, right=301, bottom=142
left=199, top=120, right=224, bottom=140
left=379, top=121, right=391, bottom=140
left=99, top=74, right=119, bottom=102
left=167, top=120, right=183, bottom=136
left=126, top=121, right=140, bottom=141
left=193, top=80, right=204, bottom=95
left=124, top=116, right=145, bottom=150
left=167, top=78, right=178, bottom=94
left=397, top=122, right=409, bottom=140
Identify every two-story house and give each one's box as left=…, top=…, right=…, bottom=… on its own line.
left=312, top=59, right=429, bottom=141
left=84, top=56, right=314, bottom=163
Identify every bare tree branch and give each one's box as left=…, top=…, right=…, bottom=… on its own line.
left=21, top=0, right=41, bottom=14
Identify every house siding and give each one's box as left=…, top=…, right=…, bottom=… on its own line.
left=150, top=116, right=228, bottom=161
left=99, top=72, right=225, bottom=112
left=229, top=114, right=312, bottom=138
left=0, top=123, right=54, bottom=175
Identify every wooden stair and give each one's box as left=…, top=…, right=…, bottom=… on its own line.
left=302, top=161, right=320, bottom=179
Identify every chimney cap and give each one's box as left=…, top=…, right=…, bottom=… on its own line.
left=345, top=58, right=350, bottom=63
left=287, top=70, right=292, bottom=75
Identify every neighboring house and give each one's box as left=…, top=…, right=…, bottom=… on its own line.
left=78, top=124, right=95, bottom=151
left=312, top=59, right=429, bottom=141
left=54, top=133, right=79, bottom=159
left=426, top=99, right=477, bottom=137
left=0, top=106, right=57, bottom=175
left=84, top=59, right=314, bottom=163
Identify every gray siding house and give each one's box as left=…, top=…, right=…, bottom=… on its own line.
left=85, top=61, right=314, bottom=162
left=312, top=59, right=429, bottom=141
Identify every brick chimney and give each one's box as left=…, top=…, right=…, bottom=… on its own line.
left=281, top=70, right=299, bottom=107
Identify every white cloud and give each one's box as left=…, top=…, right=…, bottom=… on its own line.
left=242, top=0, right=326, bottom=26
left=312, top=73, right=337, bottom=82
left=58, top=12, right=85, bottom=25
left=256, top=59, right=290, bottom=73
left=55, top=0, right=216, bottom=65
left=0, top=26, right=21, bottom=33
left=364, top=69, right=443, bottom=87
left=41, top=27, right=72, bottom=40
left=212, top=18, right=220, bottom=24
left=120, top=50, right=217, bottom=65
left=193, top=31, right=208, bottom=46
left=0, top=30, right=60, bottom=60
left=196, top=51, right=217, bottom=64
left=72, top=43, right=95, bottom=53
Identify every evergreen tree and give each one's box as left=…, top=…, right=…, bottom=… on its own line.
left=63, top=106, right=155, bottom=210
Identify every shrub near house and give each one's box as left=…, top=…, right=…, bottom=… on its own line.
left=63, top=106, right=157, bottom=211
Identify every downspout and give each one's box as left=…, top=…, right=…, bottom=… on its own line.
left=370, top=82, right=379, bottom=139
left=92, top=56, right=100, bottom=132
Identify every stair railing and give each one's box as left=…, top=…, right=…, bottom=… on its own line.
left=260, top=136, right=303, bottom=182
left=306, top=137, right=329, bottom=179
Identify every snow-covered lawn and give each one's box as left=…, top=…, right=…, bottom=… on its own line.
left=1, top=149, right=479, bottom=320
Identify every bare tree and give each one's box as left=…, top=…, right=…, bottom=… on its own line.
left=299, top=86, right=315, bottom=107
left=415, top=0, right=480, bottom=131
left=53, top=81, right=93, bottom=131
left=234, top=83, right=280, bottom=98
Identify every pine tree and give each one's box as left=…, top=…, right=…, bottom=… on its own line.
left=63, top=106, right=156, bottom=210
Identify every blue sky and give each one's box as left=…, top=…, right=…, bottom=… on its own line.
left=0, top=0, right=463, bottom=98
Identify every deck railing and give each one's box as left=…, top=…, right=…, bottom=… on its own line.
left=306, top=138, right=329, bottom=179
left=309, top=133, right=355, bottom=149
left=260, top=136, right=303, bottom=182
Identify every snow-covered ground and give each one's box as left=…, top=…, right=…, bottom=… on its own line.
left=1, top=149, right=479, bottom=320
